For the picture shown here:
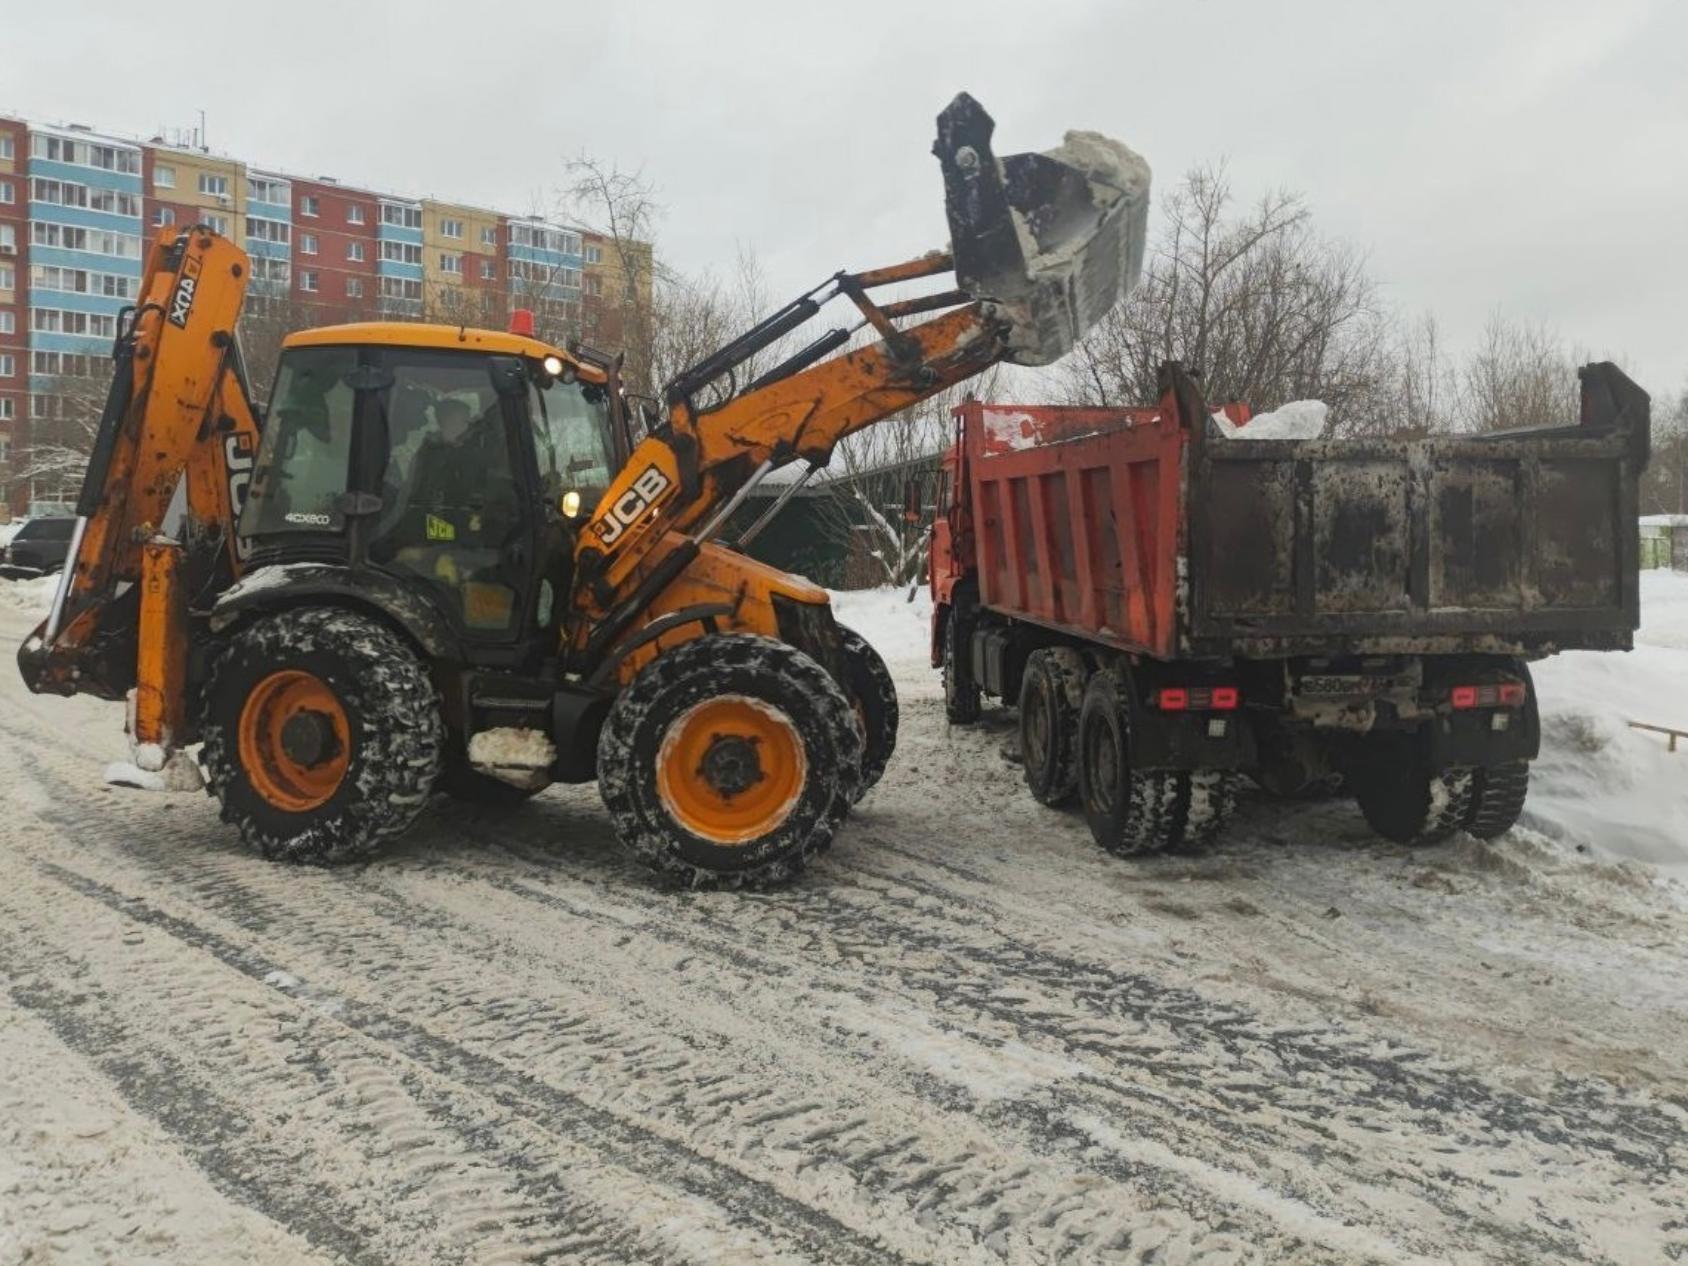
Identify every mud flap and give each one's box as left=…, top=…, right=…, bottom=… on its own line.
left=936, top=92, right=1150, bottom=366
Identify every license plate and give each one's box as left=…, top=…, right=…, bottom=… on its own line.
left=1298, top=674, right=1387, bottom=698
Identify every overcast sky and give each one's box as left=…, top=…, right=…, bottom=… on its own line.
left=8, top=0, right=1685, bottom=399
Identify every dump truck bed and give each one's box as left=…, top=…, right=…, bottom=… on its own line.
left=955, top=363, right=1650, bottom=661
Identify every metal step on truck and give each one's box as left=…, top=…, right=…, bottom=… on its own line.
left=929, top=360, right=1651, bottom=855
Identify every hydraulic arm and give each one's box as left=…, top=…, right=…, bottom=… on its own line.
left=18, top=227, right=261, bottom=760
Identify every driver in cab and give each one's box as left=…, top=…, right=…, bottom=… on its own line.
left=409, top=397, right=514, bottom=528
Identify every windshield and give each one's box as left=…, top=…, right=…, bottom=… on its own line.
left=529, top=375, right=615, bottom=515
left=242, top=346, right=358, bottom=535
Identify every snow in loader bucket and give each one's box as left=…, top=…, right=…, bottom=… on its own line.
left=936, top=92, right=1150, bottom=366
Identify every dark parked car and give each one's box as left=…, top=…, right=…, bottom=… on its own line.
left=1, top=517, right=76, bottom=577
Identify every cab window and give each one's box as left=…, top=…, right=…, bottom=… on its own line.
left=242, top=346, right=357, bottom=535
left=530, top=376, right=615, bottom=517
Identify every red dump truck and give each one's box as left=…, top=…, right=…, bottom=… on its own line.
left=929, top=360, right=1651, bottom=855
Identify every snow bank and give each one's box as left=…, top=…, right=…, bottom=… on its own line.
left=1528, top=569, right=1688, bottom=869
left=1213, top=400, right=1328, bottom=440
left=0, top=574, right=59, bottom=616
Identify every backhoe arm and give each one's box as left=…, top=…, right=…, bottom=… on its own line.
left=19, top=227, right=260, bottom=722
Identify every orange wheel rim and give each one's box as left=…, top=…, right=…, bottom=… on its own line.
left=655, top=695, right=807, bottom=845
left=237, top=669, right=351, bottom=812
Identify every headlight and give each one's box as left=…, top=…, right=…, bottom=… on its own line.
left=561, top=490, right=581, bottom=518
left=541, top=355, right=565, bottom=377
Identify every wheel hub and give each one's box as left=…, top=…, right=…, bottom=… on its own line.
left=280, top=710, right=341, bottom=768
left=697, top=733, right=764, bottom=800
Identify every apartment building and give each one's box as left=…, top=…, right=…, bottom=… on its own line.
left=0, top=110, right=648, bottom=514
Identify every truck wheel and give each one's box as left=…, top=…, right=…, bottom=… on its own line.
left=1019, top=647, right=1087, bottom=806
left=1465, top=762, right=1529, bottom=839
left=1352, top=752, right=1474, bottom=845
left=1077, top=667, right=1188, bottom=856
left=942, top=603, right=981, bottom=725
left=201, top=608, right=443, bottom=864
left=837, top=624, right=898, bottom=800
left=597, top=634, right=863, bottom=889
left=1182, top=770, right=1236, bottom=848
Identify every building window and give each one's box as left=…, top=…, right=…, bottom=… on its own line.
left=249, top=177, right=288, bottom=204
left=0, top=312, right=14, bottom=335
left=347, top=204, right=365, bottom=225
left=0, top=264, right=13, bottom=290
left=480, top=260, right=496, bottom=282
left=0, top=399, right=12, bottom=423
left=441, top=218, right=463, bottom=239
left=30, top=308, right=118, bottom=339
left=585, top=244, right=603, bottom=265
left=346, top=277, right=363, bottom=299
left=379, top=241, right=422, bottom=266
left=0, top=136, right=12, bottom=160
left=480, top=226, right=497, bottom=248
left=380, top=203, right=422, bottom=230
left=299, top=271, right=319, bottom=293
left=347, top=241, right=364, bottom=262
left=205, top=214, right=229, bottom=236
left=31, top=394, right=49, bottom=419
left=30, top=265, right=138, bottom=300
left=0, top=354, right=13, bottom=377
left=30, top=135, right=140, bottom=174
left=0, top=225, right=15, bottom=252
left=154, top=206, right=175, bottom=227
left=197, top=172, right=229, bottom=198
left=0, top=181, right=11, bottom=205
left=29, top=178, right=142, bottom=218
left=300, top=195, right=319, bottom=217
left=245, top=216, right=288, bottom=244
left=30, top=222, right=141, bottom=258
left=300, top=233, right=318, bottom=255
left=154, top=164, right=175, bottom=189
left=440, top=252, right=461, bottom=275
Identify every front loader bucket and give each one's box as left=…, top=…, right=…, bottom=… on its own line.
left=935, top=93, right=1150, bottom=366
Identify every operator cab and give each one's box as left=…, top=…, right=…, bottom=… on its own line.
left=240, top=322, right=626, bottom=653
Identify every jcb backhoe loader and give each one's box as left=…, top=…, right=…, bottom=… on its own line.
left=17, top=95, right=1150, bottom=886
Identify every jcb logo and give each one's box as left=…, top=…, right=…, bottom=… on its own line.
left=168, top=256, right=202, bottom=328
left=224, top=434, right=254, bottom=561
left=590, top=464, right=672, bottom=548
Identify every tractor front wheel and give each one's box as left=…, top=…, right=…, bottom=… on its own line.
left=598, top=634, right=863, bottom=888
left=838, top=624, right=899, bottom=800
left=201, top=608, right=443, bottom=864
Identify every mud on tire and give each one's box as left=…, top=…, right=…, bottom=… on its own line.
left=1019, top=647, right=1087, bottom=806
left=597, top=634, right=863, bottom=889
left=1077, top=666, right=1191, bottom=857
left=837, top=624, right=899, bottom=801
left=201, top=607, right=443, bottom=864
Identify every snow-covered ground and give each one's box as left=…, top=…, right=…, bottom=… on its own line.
left=0, top=572, right=1685, bottom=1264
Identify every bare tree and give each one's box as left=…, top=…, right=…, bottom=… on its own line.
left=1057, top=162, right=1398, bottom=436
left=1455, top=311, right=1579, bottom=433
left=563, top=155, right=660, bottom=391
left=1641, top=385, right=1688, bottom=517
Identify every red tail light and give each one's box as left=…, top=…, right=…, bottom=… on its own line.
left=1209, top=686, right=1240, bottom=711
left=1156, top=686, right=1239, bottom=711
left=1157, top=687, right=1189, bottom=711
left=1451, top=682, right=1528, bottom=710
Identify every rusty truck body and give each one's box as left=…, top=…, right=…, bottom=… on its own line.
left=929, top=361, right=1650, bottom=855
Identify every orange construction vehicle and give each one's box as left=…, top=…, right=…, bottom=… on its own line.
left=17, top=95, right=1150, bottom=886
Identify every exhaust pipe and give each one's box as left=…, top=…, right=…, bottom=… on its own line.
left=935, top=93, right=1150, bottom=366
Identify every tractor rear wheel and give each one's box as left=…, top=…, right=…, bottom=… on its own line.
left=598, top=634, right=863, bottom=888
left=1019, top=647, right=1087, bottom=806
left=837, top=624, right=898, bottom=800
left=201, top=608, right=443, bottom=864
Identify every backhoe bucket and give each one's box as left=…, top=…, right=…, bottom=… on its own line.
left=936, top=93, right=1150, bottom=366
